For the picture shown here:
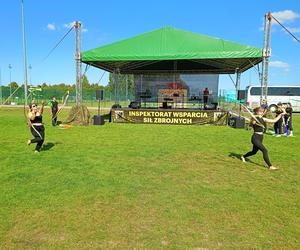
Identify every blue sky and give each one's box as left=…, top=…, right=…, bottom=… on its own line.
left=0, top=0, right=299, bottom=90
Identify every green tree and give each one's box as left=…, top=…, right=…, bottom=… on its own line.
left=107, top=73, right=135, bottom=100
left=9, top=81, right=18, bottom=90
left=82, top=75, right=90, bottom=89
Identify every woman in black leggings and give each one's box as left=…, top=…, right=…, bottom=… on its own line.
left=27, top=101, right=45, bottom=153
left=241, top=107, right=285, bottom=170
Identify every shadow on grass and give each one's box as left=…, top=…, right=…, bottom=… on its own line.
left=42, top=142, right=55, bottom=151
left=228, top=152, right=262, bottom=167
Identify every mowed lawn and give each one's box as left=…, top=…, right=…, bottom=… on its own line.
left=0, top=108, right=299, bottom=249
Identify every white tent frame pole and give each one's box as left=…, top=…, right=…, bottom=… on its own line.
left=75, top=21, right=82, bottom=106
left=261, top=12, right=272, bottom=103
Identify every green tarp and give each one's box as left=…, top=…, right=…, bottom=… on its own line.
left=82, top=27, right=262, bottom=74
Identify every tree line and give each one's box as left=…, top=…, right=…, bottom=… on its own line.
left=4, top=73, right=135, bottom=98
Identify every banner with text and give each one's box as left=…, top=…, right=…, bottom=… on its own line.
left=111, top=109, right=228, bottom=125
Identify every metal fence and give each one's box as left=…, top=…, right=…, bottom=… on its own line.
left=0, top=86, right=135, bottom=108
left=1, top=85, right=243, bottom=111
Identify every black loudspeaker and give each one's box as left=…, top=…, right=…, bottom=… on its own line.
left=162, top=101, right=168, bottom=109
left=111, top=104, right=122, bottom=109
left=128, top=101, right=141, bottom=109
left=230, top=116, right=245, bottom=128
left=93, top=115, right=104, bottom=125
left=96, top=89, right=104, bottom=100
left=237, top=90, right=246, bottom=100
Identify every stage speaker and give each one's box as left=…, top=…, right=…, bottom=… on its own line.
left=128, top=101, right=141, bottom=109
left=230, top=116, right=245, bottom=128
left=111, top=104, right=122, bottom=109
left=228, top=116, right=234, bottom=127
left=96, top=89, right=104, bottom=100
left=162, top=101, right=168, bottom=109
left=93, top=115, right=105, bottom=125
left=237, top=90, right=246, bottom=100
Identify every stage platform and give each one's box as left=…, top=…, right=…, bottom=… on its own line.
left=111, top=108, right=228, bottom=125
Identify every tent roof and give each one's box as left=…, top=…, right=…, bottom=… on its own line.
left=81, top=27, right=262, bottom=74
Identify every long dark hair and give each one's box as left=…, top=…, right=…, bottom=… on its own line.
left=253, top=107, right=263, bottom=115
left=29, top=103, right=36, bottom=110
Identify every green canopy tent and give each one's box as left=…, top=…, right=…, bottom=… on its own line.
left=81, top=27, right=262, bottom=74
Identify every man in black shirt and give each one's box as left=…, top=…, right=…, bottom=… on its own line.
left=50, top=96, right=59, bottom=126
left=284, top=102, right=294, bottom=136
left=274, top=102, right=284, bottom=137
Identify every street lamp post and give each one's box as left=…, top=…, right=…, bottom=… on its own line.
left=29, top=64, right=32, bottom=85
left=8, top=64, right=12, bottom=96
left=21, top=0, right=28, bottom=106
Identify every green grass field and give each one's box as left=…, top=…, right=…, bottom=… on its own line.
left=0, top=108, right=299, bottom=249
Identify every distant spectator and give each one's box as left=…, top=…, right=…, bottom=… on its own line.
left=203, top=87, right=209, bottom=105
left=50, top=96, right=59, bottom=126
left=274, top=102, right=284, bottom=137
left=284, top=102, right=294, bottom=137
left=260, top=99, right=268, bottom=111
left=260, top=99, right=269, bottom=119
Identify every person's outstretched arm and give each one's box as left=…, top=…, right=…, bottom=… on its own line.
left=263, top=110, right=286, bottom=124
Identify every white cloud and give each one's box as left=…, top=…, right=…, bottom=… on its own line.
left=47, top=23, right=56, bottom=31
left=269, top=60, right=290, bottom=71
left=286, top=27, right=300, bottom=33
left=272, top=10, right=300, bottom=24
left=64, top=22, right=75, bottom=29
left=63, top=21, right=87, bottom=32
left=259, top=10, right=300, bottom=32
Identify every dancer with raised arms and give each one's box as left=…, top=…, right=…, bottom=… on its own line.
left=241, top=106, right=286, bottom=170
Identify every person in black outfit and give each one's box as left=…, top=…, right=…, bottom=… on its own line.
left=50, top=96, right=59, bottom=126
left=27, top=101, right=45, bottom=153
left=284, top=102, right=294, bottom=136
left=274, top=102, right=284, bottom=137
left=241, top=106, right=286, bottom=170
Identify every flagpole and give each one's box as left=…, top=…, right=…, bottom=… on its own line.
left=21, top=0, right=28, bottom=106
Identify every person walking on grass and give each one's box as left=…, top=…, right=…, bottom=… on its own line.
left=241, top=106, right=286, bottom=170
left=50, top=96, right=59, bottom=126
left=27, top=100, right=45, bottom=153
